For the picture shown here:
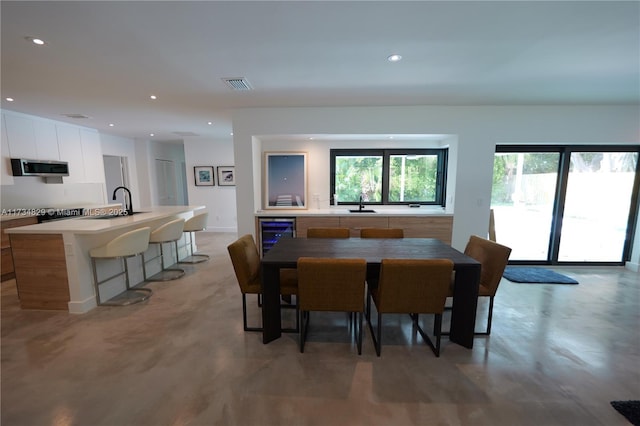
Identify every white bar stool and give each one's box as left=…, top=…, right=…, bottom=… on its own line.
left=143, top=218, right=186, bottom=281
left=90, top=227, right=153, bottom=306
left=178, top=212, right=209, bottom=264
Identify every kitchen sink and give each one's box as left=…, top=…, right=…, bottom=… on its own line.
left=348, top=209, right=377, bottom=213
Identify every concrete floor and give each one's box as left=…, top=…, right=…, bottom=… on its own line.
left=1, top=232, right=639, bottom=426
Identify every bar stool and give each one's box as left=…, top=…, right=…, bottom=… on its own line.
left=179, top=212, right=209, bottom=264
left=90, top=227, right=153, bottom=306
left=143, top=218, right=186, bottom=281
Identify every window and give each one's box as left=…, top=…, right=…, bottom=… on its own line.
left=330, top=149, right=448, bottom=206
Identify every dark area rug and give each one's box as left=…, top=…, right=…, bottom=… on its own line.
left=502, top=267, right=578, bottom=284
left=611, top=400, right=640, bottom=425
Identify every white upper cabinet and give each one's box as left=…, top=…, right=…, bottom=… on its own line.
left=80, top=129, right=105, bottom=183
left=56, top=125, right=85, bottom=183
left=34, top=121, right=60, bottom=160
left=4, top=113, right=37, bottom=159
left=1, top=114, right=14, bottom=185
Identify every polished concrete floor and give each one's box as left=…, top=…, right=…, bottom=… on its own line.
left=1, top=232, right=639, bottom=426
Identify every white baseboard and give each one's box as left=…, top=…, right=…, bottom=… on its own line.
left=67, top=296, right=97, bottom=314
left=625, top=261, right=639, bottom=272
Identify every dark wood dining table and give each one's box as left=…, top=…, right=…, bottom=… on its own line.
left=260, top=237, right=482, bottom=349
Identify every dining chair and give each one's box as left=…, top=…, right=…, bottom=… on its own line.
left=306, top=227, right=350, bottom=238
left=360, top=228, right=404, bottom=238
left=297, top=257, right=367, bottom=354
left=442, top=235, right=511, bottom=336
left=367, top=258, right=454, bottom=357
left=227, top=234, right=298, bottom=332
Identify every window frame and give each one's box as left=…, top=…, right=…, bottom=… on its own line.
left=330, top=148, right=448, bottom=207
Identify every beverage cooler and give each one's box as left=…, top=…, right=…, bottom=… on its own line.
left=258, top=218, right=296, bottom=256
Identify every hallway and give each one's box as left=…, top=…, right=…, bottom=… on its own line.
left=1, top=232, right=638, bottom=425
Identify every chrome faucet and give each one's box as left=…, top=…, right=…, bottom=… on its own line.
left=359, top=193, right=365, bottom=211
left=112, top=186, right=133, bottom=215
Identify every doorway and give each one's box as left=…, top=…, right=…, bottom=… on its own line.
left=155, top=159, right=178, bottom=206
left=103, top=155, right=129, bottom=208
left=491, top=146, right=640, bottom=264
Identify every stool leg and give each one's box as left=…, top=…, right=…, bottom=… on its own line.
left=91, top=257, right=102, bottom=305
left=123, top=256, right=131, bottom=290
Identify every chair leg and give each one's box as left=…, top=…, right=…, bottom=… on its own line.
left=434, top=313, right=442, bottom=357
left=300, top=310, right=310, bottom=353
left=376, top=312, right=382, bottom=356
left=357, top=311, right=363, bottom=355
left=415, top=314, right=440, bottom=357
left=242, top=293, right=262, bottom=332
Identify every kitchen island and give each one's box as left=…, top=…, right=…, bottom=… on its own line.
left=5, top=205, right=205, bottom=313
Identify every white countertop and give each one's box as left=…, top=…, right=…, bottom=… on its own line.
left=255, top=207, right=453, bottom=216
left=5, top=205, right=205, bottom=234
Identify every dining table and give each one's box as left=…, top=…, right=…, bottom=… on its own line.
left=260, top=237, right=482, bottom=349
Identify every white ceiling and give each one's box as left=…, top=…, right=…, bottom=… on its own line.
left=1, top=1, right=638, bottom=142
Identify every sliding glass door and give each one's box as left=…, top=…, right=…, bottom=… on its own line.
left=491, top=146, right=639, bottom=264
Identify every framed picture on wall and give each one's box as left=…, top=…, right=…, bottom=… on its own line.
left=194, top=166, right=215, bottom=186
left=264, top=152, right=308, bottom=209
left=217, top=166, right=235, bottom=186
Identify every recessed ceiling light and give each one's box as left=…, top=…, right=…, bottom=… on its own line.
left=150, top=133, right=154, bottom=137
left=387, top=54, right=402, bottom=62
left=6, top=97, right=14, bottom=102
left=230, top=132, right=234, bottom=136
left=207, top=121, right=212, bottom=125
left=109, top=123, right=114, bottom=127
left=149, top=95, right=157, bottom=100
left=25, top=36, right=46, bottom=46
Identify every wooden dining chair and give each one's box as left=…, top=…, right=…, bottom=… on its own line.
left=360, top=228, right=404, bottom=238
left=367, top=258, right=454, bottom=357
left=442, top=235, right=511, bottom=336
left=227, top=234, right=298, bottom=332
left=306, top=227, right=350, bottom=238
left=297, top=257, right=367, bottom=354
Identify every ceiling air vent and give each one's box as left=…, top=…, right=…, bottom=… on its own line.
left=62, top=113, right=91, bottom=119
left=222, top=77, right=252, bottom=91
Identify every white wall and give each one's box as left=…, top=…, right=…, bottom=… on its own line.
left=231, top=105, right=640, bottom=262
left=183, top=138, right=237, bottom=232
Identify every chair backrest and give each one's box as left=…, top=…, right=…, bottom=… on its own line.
left=375, top=259, right=454, bottom=314
left=184, top=212, right=209, bottom=232
left=227, top=234, right=261, bottom=293
left=90, top=227, right=151, bottom=258
left=297, top=257, right=367, bottom=312
left=464, top=235, right=512, bottom=296
left=360, top=228, right=404, bottom=238
left=150, top=218, right=185, bottom=243
left=306, top=227, right=350, bottom=238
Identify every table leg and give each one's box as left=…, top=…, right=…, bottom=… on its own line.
left=449, top=265, right=480, bottom=349
left=261, top=264, right=282, bottom=343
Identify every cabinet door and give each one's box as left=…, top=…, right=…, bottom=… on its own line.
left=389, top=216, right=453, bottom=244
left=1, top=114, right=14, bottom=185
left=56, top=125, right=84, bottom=183
left=4, top=113, right=37, bottom=159
left=80, top=129, right=105, bottom=183
left=296, top=216, right=340, bottom=238
left=339, top=216, right=389, bottom=237
left=34, top=121, right=60, bottom=160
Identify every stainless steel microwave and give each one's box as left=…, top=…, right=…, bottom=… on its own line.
left=11, top=158, right=69, bottom=177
